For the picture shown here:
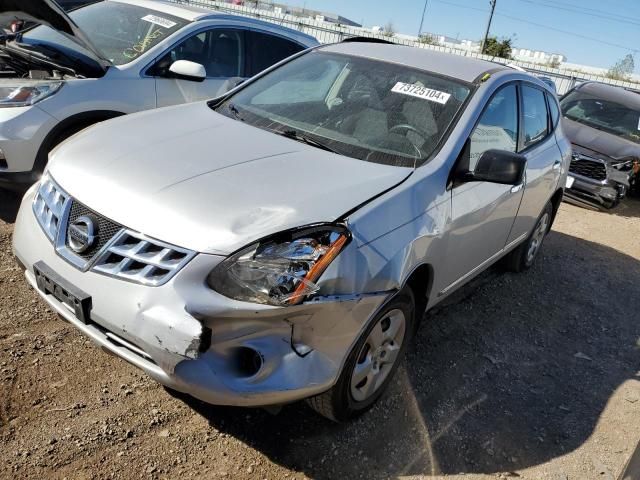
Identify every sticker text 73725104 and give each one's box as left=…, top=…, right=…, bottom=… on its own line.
left=391, top=82, right=451, bottom=105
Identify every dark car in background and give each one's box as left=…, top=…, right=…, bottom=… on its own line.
left=561, top=82, right=640, bottom=209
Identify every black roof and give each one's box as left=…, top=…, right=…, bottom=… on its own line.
left=573, top=82, right=640, bottom=110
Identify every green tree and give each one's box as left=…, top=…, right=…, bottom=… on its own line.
left=547, top=58, right=561, bottom=69
left=607, top=54, right=635, bottom=81
left=418, top=33, right=439, bottom=45
left=382, top=22, right=395, bottom=37
left=483, top=36, right=513, bottom=59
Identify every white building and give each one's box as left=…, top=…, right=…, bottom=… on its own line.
left=511, top=48, right=565, bottom=65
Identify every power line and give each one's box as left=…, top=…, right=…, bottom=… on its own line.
left=548, top=0, right=640, bottom=23
left=432, top=0, right=638, bottom=52
left=515, top=0, right=640, bottom=27
left=433, top=0, right=487, bottom=14
left=497, top=11, right=639, bottom=52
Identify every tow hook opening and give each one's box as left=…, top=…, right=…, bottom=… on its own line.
left=230, top=346, right=263, bottom=378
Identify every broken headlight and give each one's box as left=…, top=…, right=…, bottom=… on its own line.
left=610, top=157, right=636, bottom=172
left=208, top=226, right=350, bottom=306
left=0, top=82, right=63, bottom=107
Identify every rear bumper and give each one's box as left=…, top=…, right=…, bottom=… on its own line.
left=13, top=187, right=389, bottom=407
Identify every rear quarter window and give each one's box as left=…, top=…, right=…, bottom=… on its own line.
left=547, top=93, right=560, bottom=129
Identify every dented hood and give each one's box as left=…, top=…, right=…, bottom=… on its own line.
left=1, top=0, right=110, bottom=68
left=48, top=102, right=412, bottom=255
left=562, top=117, right=640, bottom=162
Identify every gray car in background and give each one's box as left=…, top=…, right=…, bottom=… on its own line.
left=13, top=41, right=570, bottom=421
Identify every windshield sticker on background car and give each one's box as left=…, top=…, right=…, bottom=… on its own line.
left=391, top=82, right=451, bottom=104
left=123, top=29, right=165, bottom=60
left=141, top=14, right=177, bottom=29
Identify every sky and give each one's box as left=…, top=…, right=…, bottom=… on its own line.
left=292, top=0, right=640, bottom=72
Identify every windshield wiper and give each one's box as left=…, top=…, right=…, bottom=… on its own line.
left=276, top=129, right=339, bottom=154
left=227, top=103, right=244, bottom=121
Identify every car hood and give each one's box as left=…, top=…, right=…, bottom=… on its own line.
left=48, top=102, right=413, bottom=255
left=0, top=0, right=109, bottom=68
left=562, top=117, right=640, bottom=162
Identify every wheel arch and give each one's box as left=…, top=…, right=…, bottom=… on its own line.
left=549, top=187, right=564, bottom=230
left=401, top=263, right=434, bottom=324
left=33, top=110, right=126, bottom=173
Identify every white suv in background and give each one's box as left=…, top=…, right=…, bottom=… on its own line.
left=0, top=0, right=317, bottom=190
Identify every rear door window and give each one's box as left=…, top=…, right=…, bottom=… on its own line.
left=521, top=85, right=549, bottom=149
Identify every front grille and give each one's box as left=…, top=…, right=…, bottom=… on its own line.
left=66, top=201, right=123, bottom=261
left=32, top=176, right=195, bottom=287
left=92, top=230, right=195, bottom=287
left=569, top=156, right=607, bottom=181
left=33, top=175, right=68, bottom=242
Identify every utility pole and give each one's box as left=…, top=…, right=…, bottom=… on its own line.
left=480, top=0, right=497, bottom=55
left=418, top=0, right=429, bottom=38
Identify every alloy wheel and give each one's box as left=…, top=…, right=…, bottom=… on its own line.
left=526, top=212, right=550, bottom=264
left=350, top=309, right=406, bottom=402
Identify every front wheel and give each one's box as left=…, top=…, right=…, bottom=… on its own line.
left=502, top=201, right=553, bottom=272
left=306, top=288, right=415, bottom=422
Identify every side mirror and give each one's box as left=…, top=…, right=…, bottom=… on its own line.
left=167, top=60, right=206, bottom=82
left=463, top=149, right=526, bottom=185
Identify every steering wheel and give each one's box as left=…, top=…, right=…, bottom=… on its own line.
left=364, top=139, right=423, bottom=162
left=389, top=124, right=424, bottom=137
left=388, top=124, right=425, bottom=159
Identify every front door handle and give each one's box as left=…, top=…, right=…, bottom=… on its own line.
left=511, top=183, right=523, bottom=193
left=552, top=160, right=562, bottom=171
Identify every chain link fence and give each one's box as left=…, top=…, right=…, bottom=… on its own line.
left=169, top=0, right=639, bottom=95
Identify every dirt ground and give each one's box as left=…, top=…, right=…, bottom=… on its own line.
left=1, top=188, right=639, bottom=480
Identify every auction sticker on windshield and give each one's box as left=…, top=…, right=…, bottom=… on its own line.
left=391, top=82, right=451, bottom=104
left=141, top=14, right=177, bottom=29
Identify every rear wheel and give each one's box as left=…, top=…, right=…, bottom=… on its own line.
left=502, top=201, right=553, bottom=272
left=307, top=288, right=415, bottom=422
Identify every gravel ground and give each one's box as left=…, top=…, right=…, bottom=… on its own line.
left=1, top=188, right=639, bottom=480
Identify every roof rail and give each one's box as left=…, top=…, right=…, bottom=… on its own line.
left=341, top=36, right=395, bottom=45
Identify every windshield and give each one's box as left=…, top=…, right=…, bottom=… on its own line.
left=216, top=51, right=472, bottom=166
left=20, top=1, right=189, bottom=65
left=561, top=90, right=640, bottom=144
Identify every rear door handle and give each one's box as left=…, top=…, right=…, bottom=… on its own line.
left=552, top=160, right=562, bottom=171
left=511, top=183, right=523, bottom=193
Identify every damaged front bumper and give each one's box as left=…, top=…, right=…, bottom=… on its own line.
left=565, top=150, right=631, bottom=209
left=13, top=189, right=390, bottom=407
left=564, top=172, right=627, bottom=209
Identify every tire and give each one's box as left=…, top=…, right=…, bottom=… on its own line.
left=306, top=288, right=415, bottom=422
left=502, top=201, right=553, bottom=273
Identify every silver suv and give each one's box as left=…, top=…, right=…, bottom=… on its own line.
left=13, top=41, right=570, bottom=421
left=0, top=0, right=317, bottom=190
